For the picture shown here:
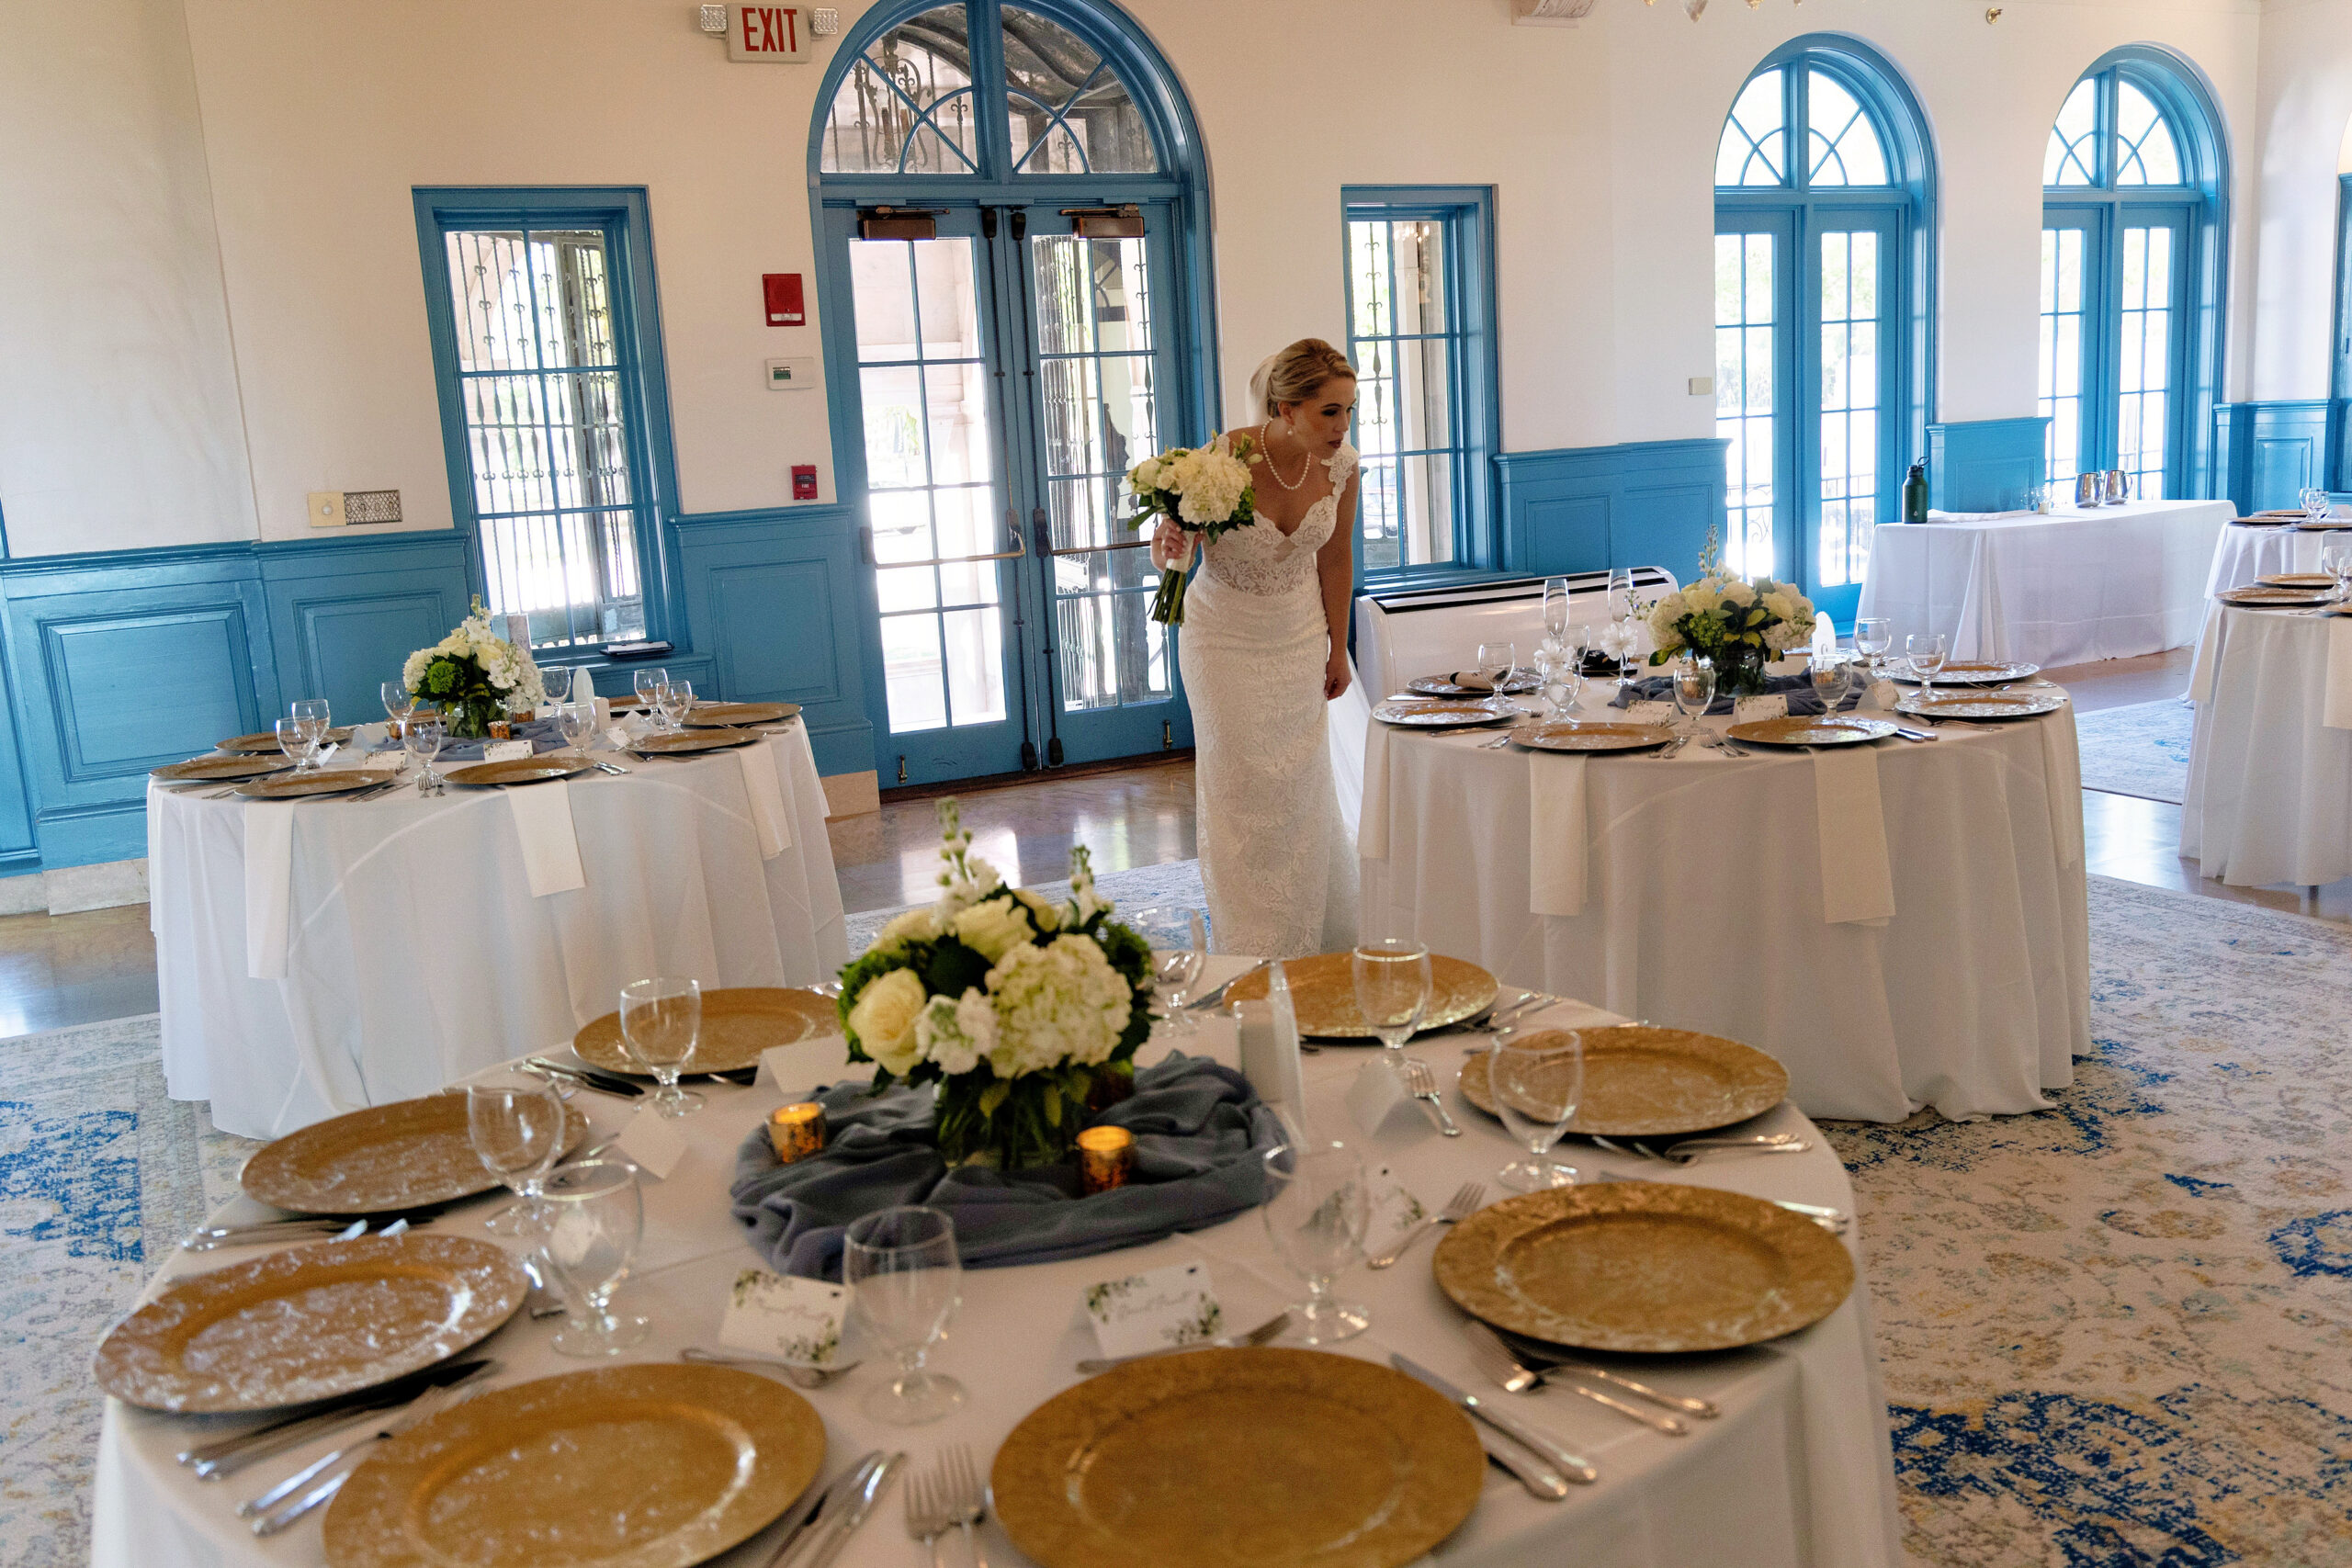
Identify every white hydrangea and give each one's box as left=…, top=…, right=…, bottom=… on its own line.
left=873, top=907, right=942, bottom=954
left=984, top=935, right=1132, bottom=1078
left=914, top=987, right=997, bottom=1076
left=1169, top=447, right=1250, bottom=525
left=1647, top=591, right=1689, bottom=650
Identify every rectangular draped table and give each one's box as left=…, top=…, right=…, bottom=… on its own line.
left=1856, top=500, right=2233, bottom=666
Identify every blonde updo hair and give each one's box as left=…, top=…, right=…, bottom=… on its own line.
left=1249, top=339, right=1356, bottom=421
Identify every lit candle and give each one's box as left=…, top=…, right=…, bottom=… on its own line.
left=1077, top=1124, right=1135, bottom=1195
left=768, top=1102, right=828, bottom=1163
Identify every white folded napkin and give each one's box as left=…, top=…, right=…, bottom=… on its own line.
left=738, top=743, right=795, bottom=858
left=506, top=781, right=586, bottom=897
left=243, top=802, right=296, bottom=979
left=2326, top=620, right=2352, bottom=731
left=1359, top=720, right=1394, bottom=861
left=1528, top=753, right=1588, bottom=918
left=1811, top=749, right=1894, bottom=926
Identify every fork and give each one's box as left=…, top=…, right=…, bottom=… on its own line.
left=1464, top=1321, right=1689, bottom=1436
left=1367, top=1180, right=1485, bottom=1269
left=904, top=1469, right=952, bottom=1568
left=1400, top=1057, right=1461, bottom=1136
left=942, top=1443, right=991, bottom=1568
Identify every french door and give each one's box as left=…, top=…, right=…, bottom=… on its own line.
left=2041, top=203, right=2192, bottom=500
left=829, top=201, right=1193, bottom=785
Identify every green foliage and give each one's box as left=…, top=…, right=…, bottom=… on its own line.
left=922, top=938, right=992, bottom=999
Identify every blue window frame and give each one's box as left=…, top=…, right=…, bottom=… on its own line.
left=2039, top=50, right=2230, bottom=500
left=1341, top=188, right=1498, bottom=579
left=1713, top=39, right=1936, bottom=627
left=413, top=188, right=681, bottom=651
left=2334, top=175, right=2352, bottom=417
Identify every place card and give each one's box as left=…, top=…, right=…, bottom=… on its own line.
left=612, top=1104, right=692, bottom=1180
left=1733, top=693, right=1789, bottom=723
left=720, top=1268, right=847, bottom=1365
left=759, top=1035, right=852, bottom=1096
left=1625, top=700, right=1679, bottom=726
left=604, top=726, right=634, bottom=751
left=1345, top=1056, right=1419, bottom=1137
left=481, top=739, right=535, bottom=763
left=1080, top=1260, right=1224, bottom=1359
left=1365, top=1166, right=1430, bottom=1261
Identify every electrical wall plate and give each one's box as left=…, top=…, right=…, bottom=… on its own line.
left=1689, top=377, right=1715, bottom=397
left=765, top=357, right=816, bottom=389
left=344, top=489, right=402, bottom=525
left=306, top=491, right=347, bottom=528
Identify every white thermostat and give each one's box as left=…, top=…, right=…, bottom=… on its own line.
left=766, top=357, right=817, bottom=390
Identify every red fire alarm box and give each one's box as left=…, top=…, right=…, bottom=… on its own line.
left=792, top=465, right=819, bottom=501
left=763, top=274, right=805, bottom=327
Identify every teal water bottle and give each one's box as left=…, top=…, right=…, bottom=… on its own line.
left=1903, top=459, right=1928, bottom=524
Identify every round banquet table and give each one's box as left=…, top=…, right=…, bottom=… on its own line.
left=92, top=968, right=1903, bottom=1568
left=2182, top=603, right=2352, bottom=886
left=147, top=725, right=848, bottom=1139
left=2188, top=524, right=2352, bottom=697
left=1359, top=697, right=2090, bottom=1122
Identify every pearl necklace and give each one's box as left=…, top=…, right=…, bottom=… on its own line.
left=1258, top=422, right=1314, bottom=491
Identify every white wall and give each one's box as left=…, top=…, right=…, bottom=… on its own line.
left=0, top=0, right=2326, bottom=558
left=2247, top=0, right=2352, bottom=400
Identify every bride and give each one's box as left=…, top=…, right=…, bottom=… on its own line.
left=1155, top=339, right=1361, bottom=957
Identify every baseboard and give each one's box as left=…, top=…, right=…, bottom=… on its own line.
left=0, top=857, right=151, bottom=917
left=820, top=771, right=880, bottom=819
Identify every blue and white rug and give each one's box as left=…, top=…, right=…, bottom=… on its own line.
left=2075, top=699, right=2195, bottom=805
left=844, top=859, right=1213, bottom=955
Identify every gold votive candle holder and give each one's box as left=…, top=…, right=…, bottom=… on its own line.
left=768, top=1102, right=828, bottom=1163
left=1077, top=1124, right=1135, bottom=1195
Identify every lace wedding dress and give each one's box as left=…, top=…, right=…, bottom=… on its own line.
left=1177, top=443, right=1361, bottom=957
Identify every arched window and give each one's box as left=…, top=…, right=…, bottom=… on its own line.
left=1713, top=39, right=1936, bottom=624
left=808, top=0, right=1213, bottom=787
left=2039, top=50, right=2229, bottom=500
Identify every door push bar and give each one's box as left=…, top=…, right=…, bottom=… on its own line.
left=860, top=523, right=1027, bottom=568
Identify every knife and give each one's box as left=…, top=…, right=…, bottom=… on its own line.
left=178, top=1357, right=494, bottom=1478
left=790, top=1450, right=906, bottom=1568
left=1391, top=1354, right=1597, bottom=1484
left=526, top=1055, right=646, bottom=1097
left=762, top=1450, right=883, bottom=1568
left=1185, top=960, right=1271, bottom=1012
left=1476, top=1429, right=1571, bottom=1499
left=245, top=1361, right=499, bottom=1532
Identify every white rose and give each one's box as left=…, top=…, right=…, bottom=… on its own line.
left=875, top=908, right=942, bottom=953
left=953, top=898, right=1033, bottom=963
left=1720, top=580, right=1757, bottom=608
left=1011, top=887, right=1062, bottom=935
left=846, top=967, right=927, bottom=1076
left=1683, top=582, right=1720, bottom=617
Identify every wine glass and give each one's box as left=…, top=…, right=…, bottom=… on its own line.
left=1131, top=906, right=1207, bottom=1040
left=845, top=1205, right=965, bottom=1425
left=1489, top=1032, right=1584, bottom=1191
left=1810, top=650, right=1853, bottom=714
left=381, top=680, right=415, bottom=724
left=1606, top=568, right=1635, bottom=627
left=2302, top=487, right=2329, bottom=524
left=275, top=716, right=318, bottom=773
left=1475, top=642, right=1517, bottom=705
left=539, top=1159, right=649, bottom=1357
left=1351, top=940, right=1431, bottom=1051
left=1542, top=577, right=1571, bottom=643
left=401, top=712, right=446, bottom=792
left=619, top=976, right=703, bottom=1116
left=556, top=701, right=598, bottom=754
left=633, top=668, right=670, bottom=724
left=1854, top=617, right=1894, bottom=679
left=1670, top=655, right=1715, bottom=735
left=2321, top=539, right=2352, bottom=605
left=1905, top=633, right=1948, bottom=694
left=1261, top=1138, right=1371, bottom=1344
left=659, top=678, right=696, bottom=731
left=467, top=1070, right=567, bottom=1237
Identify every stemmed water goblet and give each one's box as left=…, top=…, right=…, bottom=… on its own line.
left=1670, top=655, right=1715, bottom=737
left=275, top=717, right=319, bottom=773
left=2322, top=540, right=2352, bottom=606
left=1131, top=905, right=1208, bottom=1039
left=845, top=1205, right=965, bottom=1425
left=1489, top=1031, right=1585, bottom=1191
left=1261, top=1137, right=1372, bottom=1344
left=381, top=680, right=415, bottom=726
left=1810, top=650, right=1855, bottom=714
left=401, top=712, right=446, bottom=793
left=1854, top=617, right=1893, bottom=681
left=1905, top=633, right=1948, bottom=697
left=2302, top=487, right=2331, bottom=525
left=539, top=1159, right=649, bottom=1357
left=633, top=668, right=670, bottom=726
left=1351, top=940, right=1431, bottom=1050
left=290, top=699, right=332, bottom=766
left=466, top=1069, right=567, bottom=1238
left=658, top=678, right=697, bottom=732
left=556, top=701, right=598, bottom=755
left=1475, top=642, right=1517, bottom=709
left=619, top=976, right=703, bottom=1117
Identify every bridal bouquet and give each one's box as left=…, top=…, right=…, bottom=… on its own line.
left=1125, top=434, right=1258, bottom=625
left=402, top=597, right=548, bottom=738
left=836, top=800, right=1154, bottom=1170
left=1645, top=534, right=1817, bottom=696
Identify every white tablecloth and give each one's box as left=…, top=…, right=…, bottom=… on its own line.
left=1856, top=500, right=2233, bottom=667
left=2187, top=525, right=2352, bottom=697
left=1360, top=704, right=2089, bottom=1122
left=93, top=970, right=1902, bottom=1568
left=2182, top=605, right=2352, bottom=886
left=149, top=728, right=847, bottom=1139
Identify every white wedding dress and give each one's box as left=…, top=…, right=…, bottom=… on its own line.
left=1177, top=444, right=1361, bottom=957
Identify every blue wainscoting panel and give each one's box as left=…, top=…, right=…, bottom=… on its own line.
left=2214, top=401, right=2346, bottom=512
left=674, top=504, right=873, bottom=777
left=258, top=532, right=474, bottom=722
left=1927, top=417, right=2049, bottom=513
left=1494, top=439, right=1729, bottom=581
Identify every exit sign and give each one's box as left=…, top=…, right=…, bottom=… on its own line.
left=727, top=4, right=810, bottom=61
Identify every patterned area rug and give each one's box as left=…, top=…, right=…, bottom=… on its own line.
left=844, top=858, right=1215, bottom=954
left=2075, top=699, right=2194, bottom=804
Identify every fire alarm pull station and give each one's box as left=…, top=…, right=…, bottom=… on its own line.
left=763, top=274, right=805, bottom=326
left=792, top=465, right=819, bottom=501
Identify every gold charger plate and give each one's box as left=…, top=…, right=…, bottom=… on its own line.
left=1457, top=1025, right=1788, bottom=1136
left=1370, top=700, right=1511, bottom=728
left=1724, top=715, right=1897, bottom=748
left=2296, top=520, right=2349, bottom=532
left=441, top=755, right=594, bottom=787
left=633, top=728, right=764, bottom=754
left=1889, top=660, right=2040, bottom=686
left=92, top=1234, right=526, bottom=1413
left=1510, top=719, right=1676, bottom=752
left=991, top=1348, right=1482, bottom=1568
left=322, top=1364, right=825, bottom=1568
left=216, top=727, right=356, bottom=753
left=233, top=768, right=402, bottom=799
left=1226, top=951, right=1498, bottom=1040
left=1432, top=1184, right=1854, bottom=1354
left=574, top=987, right=839, bottom=1076
left=150, top=754, right=295, bottom=783
left=1406, top=672, right=1537, bottom=697
left=2261, top=572, right=2336, bottom=588
left=243, top=1093, right=589, bottom=1214
left=1894, top=690, right=2065, bottom=721
left=683, top=701, right=798, bottom=728
left=2220, top=586, right=2331, bottom=606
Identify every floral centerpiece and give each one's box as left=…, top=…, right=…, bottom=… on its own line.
left=1645, top=534, right=1818, bottom=696
left=1125, top=434, right=1258, bottom=625
left=402, top=597, right=548, bottom=738
left=836, top=800, right=1154, bottom=1170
